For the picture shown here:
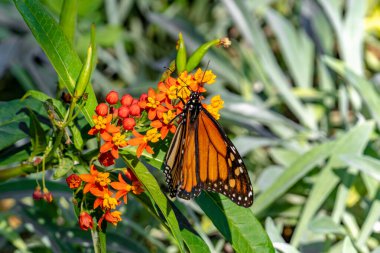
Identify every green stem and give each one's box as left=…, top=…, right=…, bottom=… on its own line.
left=91, top=228, right=107, bottom=253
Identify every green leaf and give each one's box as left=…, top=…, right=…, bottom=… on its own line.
left=13, top=0, right=97, bottom=124
left=266, top=9, right=314, bottom=88
left=59, top=0, right=77, bottom=44
left=28, top=108, right=47, bottom=157
left=253, top=141, right=335, bottom=216
left=343, top=237, right=358, bottom=253
left=308, top=216, right=345, bottom=235
left=324, top=57, right=380, bottom=128
left=342, top=155, right=380, bottom=181
left=197, top=192, right=275, bottom=253
left=53, top=157, right=73, bottom=179
left=68, top=123, right=83, bottom=151
left=123, top=154, right=209, bottom=253
left=22, top=90, right=67, bottom=118
left=290, top=121, right=374, bottom=247
left=356, top=189, right=380, bottom=250
left=221, top=0, right=317, bottom=130
left=0, top=98, right=46, bottom=150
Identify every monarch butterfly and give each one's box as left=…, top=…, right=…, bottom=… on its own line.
left=164, top=90, right=254, bottom=207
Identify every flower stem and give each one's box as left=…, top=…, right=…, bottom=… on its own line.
left=91, top=228, right=107, bottom=253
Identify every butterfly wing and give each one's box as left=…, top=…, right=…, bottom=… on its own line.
left=197, top=109, right=254, bottom=207
left=164, top=112, right=201, bottom=199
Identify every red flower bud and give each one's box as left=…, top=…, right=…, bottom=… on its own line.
left=43, top=189, right=53, bottom=203
left=129, top=104, right=141, bottom=117
left=99, top=151, right=115, bottom=167
left=139, top=93, right=148, bottom=102
left=106, top=91, right=119, bottom=105
left=132, top=99, right=139, bottom=105
left=79, top=212, right=93, bottom=231
left=123, top=118, right=135, bottom=131
left=66, top=174, right=82, bottom=189
left=121, top=94, right=133, bottom=106
left=96, top=103, right=108, bottom=116
left=33, top=186, right=43, bottom=200
left=118, top=106, right=130, bottom=118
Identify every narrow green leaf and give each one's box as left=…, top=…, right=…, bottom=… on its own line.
left=324, top=57, right=380, bottom=129
left=308, top=216, right=345, bottom=235
left=222, top=0, right=317, bottom=130
left=69, top=123, right=83, bottom=151
left=123, top=154, right=210, bottom=253
left=343, top=237, right=358, bottom=253
left=197, top=192, right=275, bottom=253
left=356, top=189, right=380, bottom=249
left=290, top=122, right=374, bottom=247
left=59, top=0, right=77, bottom=44
left=266, top=9, right=314, bottom=88
left=253, top=141, right=334, bottom=216
left=13, top=0, right=97, bottom=124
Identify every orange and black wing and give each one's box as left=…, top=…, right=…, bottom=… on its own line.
left=164, top=112, right=202, bottom=199
left=197, top=109, right=253, bottom=207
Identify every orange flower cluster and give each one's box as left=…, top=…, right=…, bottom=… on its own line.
left=65, top=68, right=223, bottom=231
left=66, top=167, right=143, bottom=229
left=88, top=68, right=221, bottom=160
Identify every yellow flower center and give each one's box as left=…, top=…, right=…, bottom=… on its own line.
left=103, top=193, right=118, bottom=209
left=94, top=116, right=108, bottom=130
left=147, top=96, right=160, bottom=108
left=112, top=132, right=127, bottom=147
left=163, top=110, right=175, bottom=125
left=167, top=86, right=178, bottom=100
left=144, top=128, right=161, bottom=143
left=96, top=172, right=111, bottom=187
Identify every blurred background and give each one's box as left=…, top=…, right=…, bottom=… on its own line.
left=1, top=0, right=380, bottom=252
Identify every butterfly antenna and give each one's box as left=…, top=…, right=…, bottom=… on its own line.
left=200, top=60, right=211, bottom=84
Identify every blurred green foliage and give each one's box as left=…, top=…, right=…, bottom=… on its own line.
left=2, top=0, right=380, bottom=252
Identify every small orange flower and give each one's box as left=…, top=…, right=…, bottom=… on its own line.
left=98, top=210, right=122, bottom=228
left=110, top=173, right=132, bottom=203
left=151, top=109, right=177, bottom=139
left=139, top=88, right=166, bottom=120
left=206, top=95, right=224, bottom=120
left=91, top=187, right=118, bottom=210
left=158, top=77, right=178, bottom=100
left=79, top=165, right=111, bottom=193
left=194, top=68, right=216, bottom=85
left=66, top=174, right=82, bottom=189
left=177, top=71, right=195, bottom=98
left=88, top=114, right=119, bottom=139
left=128, top=128, right=161, bottom=158
left=100, top=129, right=128, bottom=159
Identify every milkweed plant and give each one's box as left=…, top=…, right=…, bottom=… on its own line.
left=0, top=1, right=275, bottom=252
